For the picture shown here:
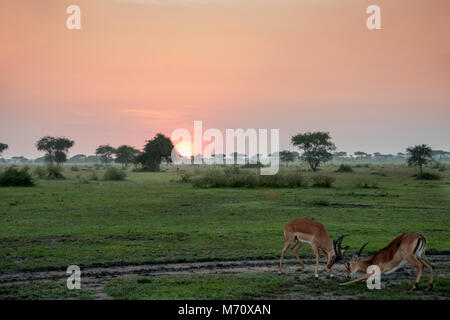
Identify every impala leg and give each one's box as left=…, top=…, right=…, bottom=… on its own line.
left=406, top=254, right=423, bottom=291
left=419, top=253, right=434, bottom=291
left=312, top=244, right=320, bottom=279
left=279, top=239, right=294, bottom=273
left=292, top=241, right=305, bottom=271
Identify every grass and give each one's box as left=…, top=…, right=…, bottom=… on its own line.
left=0, top=281, right=93, bottom=300
left=0, top=163, right=449, bottom=299
left=105, top=273, right=291, bottom=300
left=0, top=164, right=448, bottom=272
left=104, top=273, right=450, bottom=300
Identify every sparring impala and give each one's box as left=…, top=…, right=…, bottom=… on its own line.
left=338, top=232, right=434, bottom=291
left=279, top=218, right=347, bottom=279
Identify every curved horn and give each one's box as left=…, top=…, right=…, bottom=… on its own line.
left=333, top=234, right=347, bottom=259
left=357, top=242, right=368, bottom=256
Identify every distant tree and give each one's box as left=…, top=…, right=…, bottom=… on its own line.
left=115, top=145, right=140, bottom=168
left=135, top=133, right=174, bottom=171
left=406, top=144, right=433, bottom=175
left=229, top=152, right=246, bottom=164
left=96, top=145, right=116, bottom=166
left=0, top=142, right=8, bottom=156
left=36, top=136, right=74, bottom=165
left=291, top=132, right=336, bottom=171
left=354, top=151, right=367, bottom=158
left=333, top=151, right=347, bottom=158
left=279, top=150, right=295, bottom=167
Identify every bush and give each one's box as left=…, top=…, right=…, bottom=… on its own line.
left=0, top=167, right=34, bottom=187
left=188, top=168, right=306, bottom=188
left=311, top=175, right=335, bottom=188
left=33, top=166, right=47, bottom=178
left=71, top=165, right=80, bottom=172
left=356, top=180, right=379, bottom=188
left=103, top=167, right=126, bottom=181
left=416, top=172, right=440, bottom=180
left=335, top=164, right=353, bottom=173
left=46, top=164, right=65, bottom=179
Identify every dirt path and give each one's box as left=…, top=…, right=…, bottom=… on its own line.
left=1, top=255, right=448, bottom=299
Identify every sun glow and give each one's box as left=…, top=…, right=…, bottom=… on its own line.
left=175, top=141, right=193, bottom=158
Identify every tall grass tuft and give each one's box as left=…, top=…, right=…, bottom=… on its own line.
left=311, top=175, right=335, bottom=188
left=103, top=167, right=127, bottom=181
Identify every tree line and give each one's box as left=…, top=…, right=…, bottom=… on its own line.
left=0, top=131, right=445, bottom=174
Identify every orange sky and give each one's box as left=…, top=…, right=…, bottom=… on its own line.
left=0, top=0, right=449, bottom=158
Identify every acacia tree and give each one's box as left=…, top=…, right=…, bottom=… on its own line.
left=115, top=145, right=140, bottom=168
left=291, top=132, right=336, bottom=171
left=136, top=133, right=174, bottom=171
left=0, top=142, right=8, bottom=156
left=96, top=145, right=116, bottom=166
left=279, top=150, right=296, bottom=167
left=406, top=144, right=433, bottom=175
left=36, top=136, right=74, bottom=165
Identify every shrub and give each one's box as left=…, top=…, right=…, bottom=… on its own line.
left=103, top=167, right=126, bottom=181
left=188, top=169, right=306, bottom=188
left=33, top=166, right=47, bottom=178
left=311, top=175, right=335, bottom=188
left=71, top=165, right=80, bottom=172
left=335, top=164, right=353, bottom=173
left=46, top=164, right=65, bottom=179
left=356, top=180, right=379, bottom=188
left=0, top=167, right=34, bottom=187
left=416, top=172, right=440, bottom=180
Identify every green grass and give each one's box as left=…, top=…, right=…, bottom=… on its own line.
left=104, top=273, right=450, bottom=300
left=0, top=281, right=93, bottom=300
left=105, top=273, right=291, bottom=300
left=0, top=164, right=448, bottom=273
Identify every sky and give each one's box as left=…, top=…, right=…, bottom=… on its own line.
left=0, top=0, right=449, bottom=158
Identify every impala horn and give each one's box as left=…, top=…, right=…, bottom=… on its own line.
left=333, top=234, right=347, bottom=260
left=356, top=242, right=368, bottom=257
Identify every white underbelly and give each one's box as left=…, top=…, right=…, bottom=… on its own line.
left=384, top=259, right=407, bottom=275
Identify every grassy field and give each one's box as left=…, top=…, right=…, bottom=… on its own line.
left=0, top=163, right=449, bottom=299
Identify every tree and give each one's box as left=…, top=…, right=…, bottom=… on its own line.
left=36, top=136, right=74, bottom=165
left=0, top=142, right=8, bottom=156
left=115, top=145, right=140, bottom=168
left=135, top=133, right=174, bottom=171
left=291, top=132, right=336, bottom=171
left=354, top=151, right=367, bottom=158
left=406, top=144, right=433, bottom=175
left=279, top=150, right=296, bottom=167
left=96, top=145, right=116, bottom=166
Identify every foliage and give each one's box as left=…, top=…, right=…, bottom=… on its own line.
left=46, top=163, right=65, bottom=179
left=291, top=132, right=336, bottom=171
left=95, top=145, right=116, bottom=166
left=135, top=133, right=174, bottom=171
left=0, top=166, right=34, bottom=187
left=279, top=150, right=297, bottom=166
left=0, top=142, right=8, bottom=155
left=115, top=145, right=140, bottom=168
left=187, top=168, right=306, bottom=188
left=406, top=144, right=433, bottom=175
left=416, top=172, right=440, bottom=180
left=33, top=166, right=47, bottom=179
left=335, top=164, right=353, bottom=172
left=103, top=167, right=127, bottom=181
left=310, top=175, right=335, bottom=187
left=36, top=136, right=74, bottom=165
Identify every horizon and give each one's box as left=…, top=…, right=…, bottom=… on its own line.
left=1, top=0, right=449, bottom=158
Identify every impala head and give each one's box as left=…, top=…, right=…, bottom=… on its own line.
left=327, top=234, right=349, bottom=269
left=343, top=242, right=368, bottom=277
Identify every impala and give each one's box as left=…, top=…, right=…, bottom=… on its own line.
left=279, top=218, right=347, bottom=278
left=338, top=232, right=434, bottom=291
